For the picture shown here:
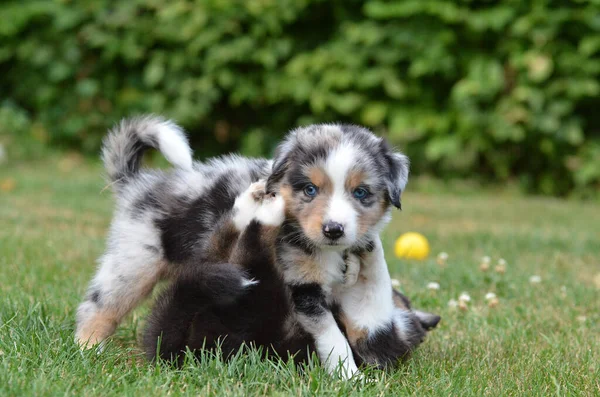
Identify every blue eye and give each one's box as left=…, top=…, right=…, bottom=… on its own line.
left=353, top=187, right=369, bottom=200
left=304, top=184, right=318, bottom=197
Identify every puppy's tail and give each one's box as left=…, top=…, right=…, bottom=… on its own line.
left=101, top=115, right=193, bottom=186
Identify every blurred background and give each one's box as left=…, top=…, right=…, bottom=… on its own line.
left=1, top=0, right=599, bottom=197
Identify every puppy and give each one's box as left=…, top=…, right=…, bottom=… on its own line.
left=264, top=124, right=422, bottom=377
left=75, top=116, right=274, bottom=346
left=143, top=181, right=440, bottom=367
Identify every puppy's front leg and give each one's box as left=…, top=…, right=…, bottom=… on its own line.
left=335, top=237, right=411, bottom=368
left=341, top=251, right=360, bottom=287
left=289, top=283, right=359, bottom=379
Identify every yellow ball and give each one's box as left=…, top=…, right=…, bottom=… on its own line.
left=394, top=232, right=430, bottom=260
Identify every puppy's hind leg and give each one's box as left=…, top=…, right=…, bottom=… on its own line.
left=75, top=247, right=164, bottom=348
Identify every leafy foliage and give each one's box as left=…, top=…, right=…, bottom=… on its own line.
left=1, top=0, right=599, bottom=195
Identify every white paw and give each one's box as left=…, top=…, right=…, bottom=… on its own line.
left=342, top=253, right=360, bottom=287
left=337, top=360, right=361, bottom=380
left=233, top=181, right=266, bottom=230
left=255, top=193, right=285, bottom=226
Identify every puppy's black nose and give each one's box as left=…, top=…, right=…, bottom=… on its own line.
left=322, top=221, right=344, bottom=240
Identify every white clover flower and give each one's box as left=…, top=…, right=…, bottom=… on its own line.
left=437, top=252, right=449, bottom=265
left=427, top=282, right=440, bottom=290
left=495, top=259, right=507, bottom=274
left=529, top=275, right=542, bottom=284
left=479, top=256, right=491, bottom=271
left=458, top=292, right=471, bottom=302
left=485, top=292, right=497, bottom=301
left=391, top=278, right=401, bottom=288
left=447, top=299, right=458, bottom=308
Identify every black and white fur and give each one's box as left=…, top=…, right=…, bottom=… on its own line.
left=143, top=181, right=316, bottom=365
left=75, top=116, right=274, bottom=346
left=263, top=125, right=423, bottom=377
left=75, top=117, right=440, bottom=378
left=143, top=180, right=439, bottom=367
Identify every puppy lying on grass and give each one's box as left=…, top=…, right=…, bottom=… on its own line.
left=144, top=180, right=440, bottom=369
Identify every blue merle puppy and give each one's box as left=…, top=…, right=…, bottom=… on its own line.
left=257, top=124, right=439, bottom=378
left=75, top=116, right=274, bottom=347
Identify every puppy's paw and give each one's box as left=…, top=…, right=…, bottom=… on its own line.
left=249, top=180, right=267, bottom=201
left=233, top=180, right=266, bottom=230
left=337, top=360, right=361, bottom=381
left=342, top=253, right=360, bottom=287
left=255, top=193, right=285, bottom=227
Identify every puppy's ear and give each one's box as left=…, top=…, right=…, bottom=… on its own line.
left=266, top=140, right=294, bottom=193
left=382, top=142, right=410, bottom=209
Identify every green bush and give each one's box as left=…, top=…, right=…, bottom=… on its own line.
left=1, top=0, right=599, bottom=195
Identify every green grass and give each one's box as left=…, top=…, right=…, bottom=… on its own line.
left=1, top=158, right=598, bottom=396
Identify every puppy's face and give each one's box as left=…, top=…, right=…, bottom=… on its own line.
left=268, top=125, right=409, bottom=250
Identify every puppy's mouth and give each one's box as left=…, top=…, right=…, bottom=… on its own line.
left=318, top=238, right=352, bottom=250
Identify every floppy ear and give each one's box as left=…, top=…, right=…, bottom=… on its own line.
left=266, top=140, right=294, bottom=194
left=384, top=149, right=410, bottom=209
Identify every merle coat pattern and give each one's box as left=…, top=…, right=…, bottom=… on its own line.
left=75, top=116, right=440, bottom=378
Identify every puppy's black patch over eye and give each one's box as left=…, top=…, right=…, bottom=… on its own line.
left=304, top=183, right=318, bottom=197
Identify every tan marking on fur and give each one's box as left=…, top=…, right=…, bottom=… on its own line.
left=76, top=262, right=166, bottom=348
left=345, top=169, right=367, bottom=191
left=357, top=195, right=388, bottom=236
left=290, top=167, right=334, bottom=241
left=299, top=194, right=329, bottom=242
left=206, top=220, right=240, bottom=262
left=337, top=311, right=368, bottom=345
left=228, top=224, right=280, bottom=265
left=281, top=248, right=324, bottom=284
left=279, top=184, right=294, bottom=218
left=393, top=292, right=410, bottom=310
left=75, top=310, right=119, bottom=347
left=308, top=167, right=333, bottom=193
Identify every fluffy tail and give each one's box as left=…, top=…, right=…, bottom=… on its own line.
left=101, top=115, right=193, bottom=186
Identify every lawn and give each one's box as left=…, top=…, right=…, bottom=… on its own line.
left=1, top=157, right=598, bottom=396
